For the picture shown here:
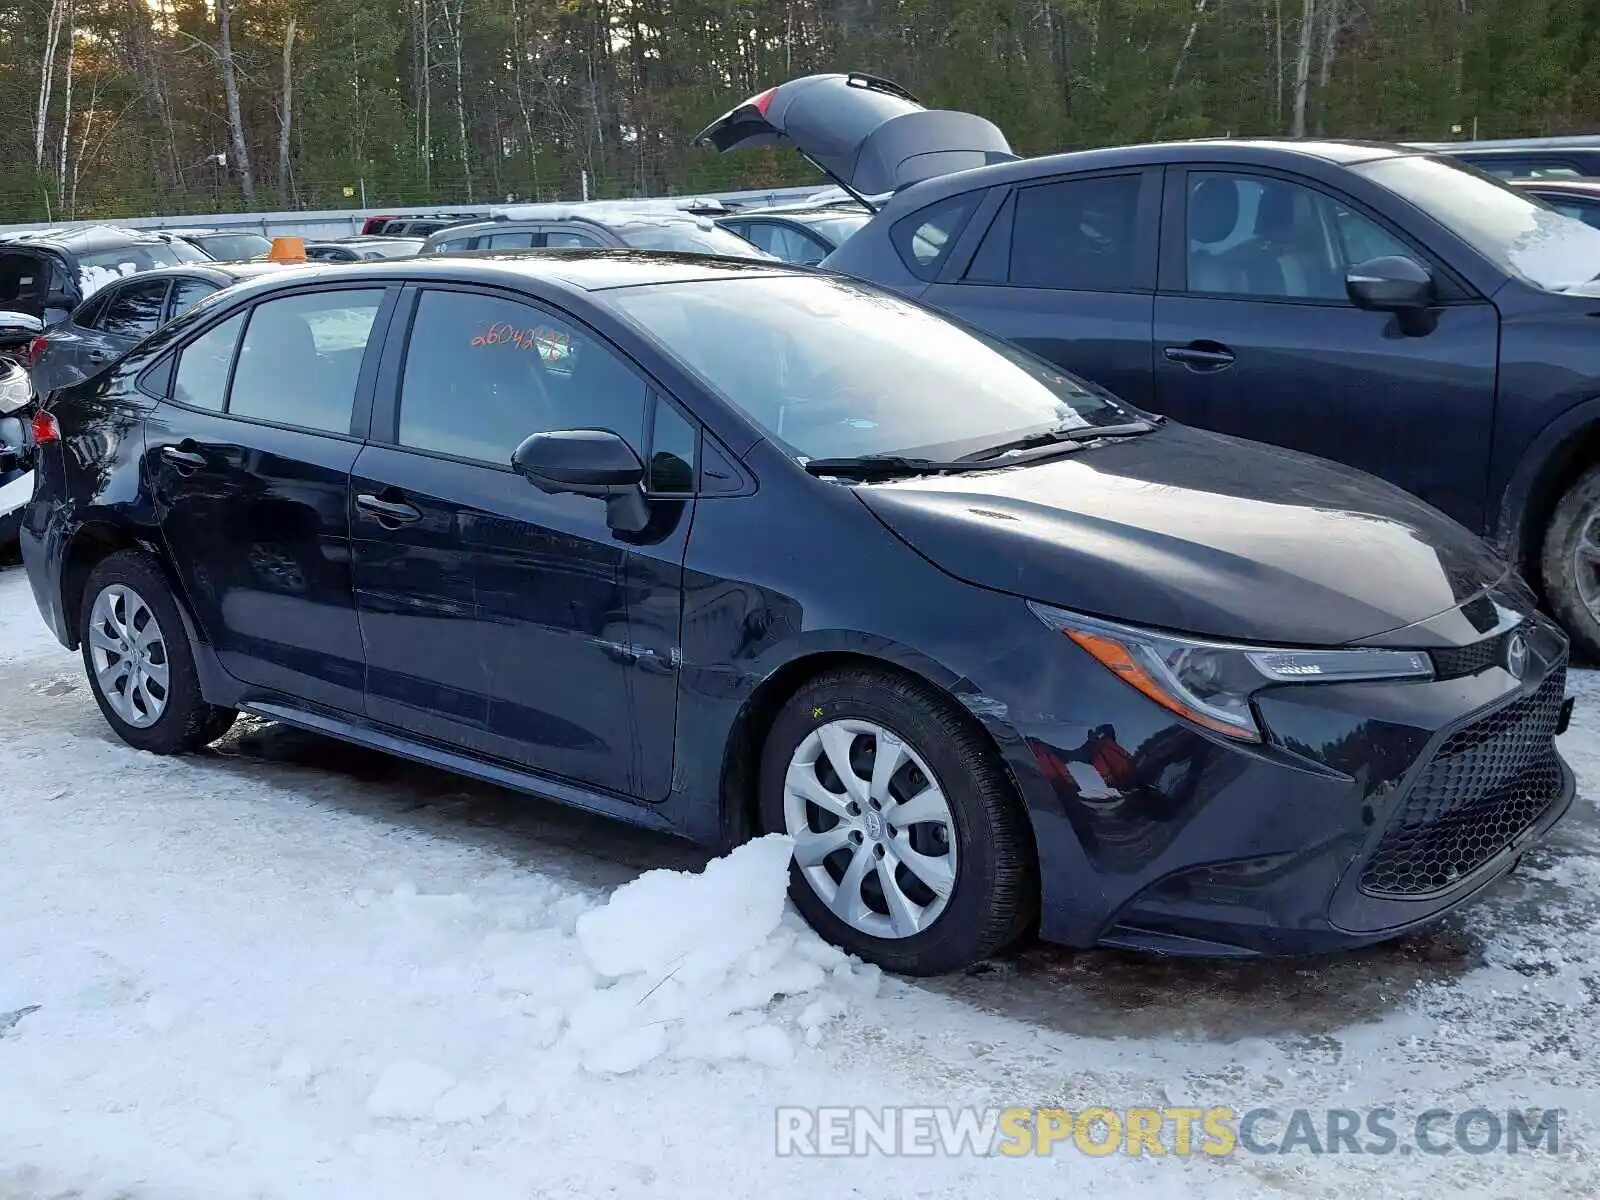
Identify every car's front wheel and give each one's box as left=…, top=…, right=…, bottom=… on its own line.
left=1541, top=466, right=1600, bottom=661
left=759, top=667, right=1035, bottom=975
left=80, top=550, right=237, bottom=754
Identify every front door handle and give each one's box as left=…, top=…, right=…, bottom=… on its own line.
left=86, top=349, right=109, bottom=363
left=356, top=493, right=422, bottom=528
left=1163, top=342, right=1237, bottom=372
left=160, top=445, right=206, bottom=473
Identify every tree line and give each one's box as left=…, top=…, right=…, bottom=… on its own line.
left=2, top=0, right=1598, bottom=223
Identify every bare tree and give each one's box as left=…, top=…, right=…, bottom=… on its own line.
left=35, top=0, right=68, bottom=170
left=277, top=16, right=297, bottom=201
left=56, top=3, right=75, bottom=207
left=1314, top=0, right=1343, bottom=134
left=216, top=0, right=256, bottom=204
left=442, top=0, right=472, bottom=200
left=1290, top=0, right=1316, bottom=137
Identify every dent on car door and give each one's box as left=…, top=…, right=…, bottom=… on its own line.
left=1149, top=167, right=1499, bottom=529
left=145, top=285, right=393, bottom=713
left=920, top=168, right=1161, bottom=409
left=354, top=285, right=693, bottom=800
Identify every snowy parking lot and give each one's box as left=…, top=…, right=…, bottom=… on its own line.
left=0, top=557, right=1597, bottom=1199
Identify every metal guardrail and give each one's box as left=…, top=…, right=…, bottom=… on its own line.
left=0, top=185, right=829, bottom=241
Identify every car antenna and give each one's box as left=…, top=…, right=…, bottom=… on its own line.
left=798, top=150, right=880, bottom=213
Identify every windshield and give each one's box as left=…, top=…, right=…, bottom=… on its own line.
left=607, top=274, right=1130, bottom=462
left=1358, top=155, right=1600, bottom=290
left=615, top=220, right=775, bottom=258
left=193, top=232, right=273, bottom=261
left=77, top=243, right=187, bottom=295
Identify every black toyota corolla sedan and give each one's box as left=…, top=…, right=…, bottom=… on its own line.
left=17, top=251, right=1576, bottom=975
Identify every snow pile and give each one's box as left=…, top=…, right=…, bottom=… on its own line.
left=542, top=834, right=877, bottom=1074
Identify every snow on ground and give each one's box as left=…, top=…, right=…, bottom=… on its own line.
left=0, top=560, right=1597, bottom=1198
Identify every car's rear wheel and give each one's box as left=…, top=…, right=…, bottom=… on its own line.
left=758, top=667, right=1034, bottom=975
left=80, top=550, right=237, bottom=754
left=1541, top=466, right=1600, bottom=661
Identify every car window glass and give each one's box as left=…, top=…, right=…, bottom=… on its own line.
left=649, top=399, right=698, bottom=494
left=1474, top=159, right=1580, bottom=180
left=1010, top=175, right=1143, bottom=291
left=964, top=193, right=1016, bottom=284
left=486, top=231, right=537, bottom=249
left=743, top=222, right=827, bottom=265
left=173, top=312, right=245, bottom=411
left=168, top=277, right=221, bottom=319
left=76, top=244, right=185, bottom=293
left=398, top=289, right=646, bottom=465
left=433, top=238, right=471, bottom=253
left=73, top=289, right=112, bottom=329
left=1185, top=172, right=1412, bottom=302
left=544, top=230, right=602, bottom=248
left=228, top=289, right=384, bottom=433
left=98, top=279, right=171, bottom=338
left=889, top=193, right=979, bottom=281
left=1546, top=199, right=1600, bottom=230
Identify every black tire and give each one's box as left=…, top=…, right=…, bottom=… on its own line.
left=1541, top=466, right=1600, bottom=662
left=79, top=549, right=237, bottom=754
left=757, top=667, right=1036, bottom=976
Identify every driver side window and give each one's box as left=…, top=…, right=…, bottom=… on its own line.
left=1184, top=172, right=1413, bottom=303
left=397, top=289, right=646, bottom=466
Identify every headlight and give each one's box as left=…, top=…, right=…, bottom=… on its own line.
left=1028, top=603, right=1434, bottom=742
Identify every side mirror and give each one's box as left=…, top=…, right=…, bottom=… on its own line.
left=511, top=429, right=645, bottom=495
left=1346, top=256, right=1433, bottom=312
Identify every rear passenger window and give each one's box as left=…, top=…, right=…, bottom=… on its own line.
left=486, top=232, right=537, bottom=250
left=545, top=230, right=603, bottom=248
left=98, top=279, right=171, bottom=338
left=398, top=289, right=646, bottom=466
left=172, top=312, right=245, bottom=411
left=168, top=278, right=220, bottom=319
left=890, top=193, right=979, bottom=281
left=228, top=290, right=384, bottom=433
left=1009, top=174, right=1143, bottom=292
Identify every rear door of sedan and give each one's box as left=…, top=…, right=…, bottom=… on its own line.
left=35, top=276, right=172, bottom=393
left=919, top=167, right=1164, bottom=409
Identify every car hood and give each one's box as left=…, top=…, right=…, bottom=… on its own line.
left=851, top=423, right=1508, bottom=646
left=693, top=73, right=1016, bottom=196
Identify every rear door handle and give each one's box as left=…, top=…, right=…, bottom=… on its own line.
left=160, top=446, right=206, bottom=472
left=86, top=349, right=108, bottom=363
left=1163, top=343, right=1236, bottom=371
left=356, top=493, right=422, bottom=527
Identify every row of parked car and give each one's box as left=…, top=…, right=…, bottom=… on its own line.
left=2, top=76, right=1597, bottom=976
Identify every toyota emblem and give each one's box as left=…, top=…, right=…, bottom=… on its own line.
left=1505, top=632, right=1529, bottom=679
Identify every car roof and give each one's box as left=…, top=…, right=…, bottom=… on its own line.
left=430, top=210, right=724, bottom=241
left=728, top=203, right=873, bottom=220
left=870, top=138, right=1432, bottom=213
left=206, top=249, right=803, bottom=304
left=0, top=223, right=174, bottom=252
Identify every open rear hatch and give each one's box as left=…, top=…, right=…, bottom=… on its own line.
left=693, top=73, right=1016, bottom=197
left=0, top=248, right=51, bottom=350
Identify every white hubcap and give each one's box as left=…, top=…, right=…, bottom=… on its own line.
left=783, top=718, right=958, bottom=940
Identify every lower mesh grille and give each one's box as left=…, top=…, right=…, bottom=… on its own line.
left=1359, top=667, right=1567, bottom=898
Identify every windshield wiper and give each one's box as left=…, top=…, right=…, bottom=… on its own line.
left=803, top=454, right=983, bottom=480
left=960, top=419, right=1159, bottom=462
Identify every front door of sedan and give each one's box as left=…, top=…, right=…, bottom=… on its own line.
left=921, top=169, right=1162, bottom=409
left=1150, top=167, right=1500, bottom=530
left=355, top=284, right=688, bottom=800
left=146, top=284, right=394, bottom=715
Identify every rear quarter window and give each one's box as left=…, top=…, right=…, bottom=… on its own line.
left=889, top=192, right=980, bottom=281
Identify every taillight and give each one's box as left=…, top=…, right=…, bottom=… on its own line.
left=752, top=86, right=777, bottom=115
left=31, top=411, right=59, bottom=444
left=24, top=335, right=47, bottom=364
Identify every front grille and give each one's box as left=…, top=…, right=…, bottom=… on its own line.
left=1430, top=630, right=1510, bottom=680
left=1359, top=667, right=1567, bottom=898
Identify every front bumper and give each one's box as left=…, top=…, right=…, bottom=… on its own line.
left=998, top=605, right=1576, bottom=957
